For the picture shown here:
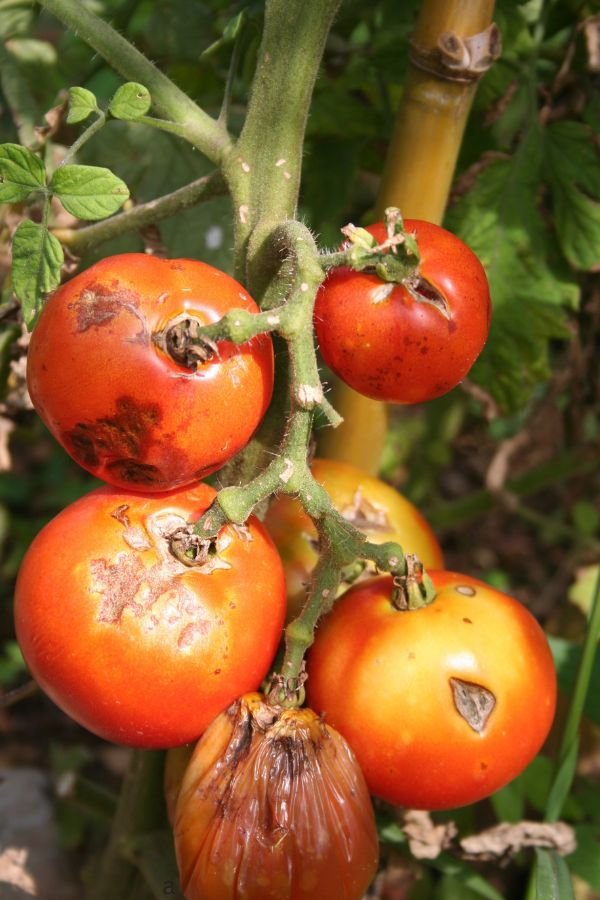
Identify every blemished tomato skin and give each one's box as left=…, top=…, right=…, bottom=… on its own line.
left=264, top=458, right=444, bottom=621
left=14, top=482, right=286, bottom=748
left=314, top=220, right=491, bottom=404
left=306, top=571, right=557, bottom=811
left=27, top=254, right=274, bottom=491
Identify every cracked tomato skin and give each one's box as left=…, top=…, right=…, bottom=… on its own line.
left=14, top=482, right=286, bottom=748
left=27, top=254, right=274, bottom=491
left=306, top=571, right=556, bottom=810
left=314, top=220, right=491, bottom=404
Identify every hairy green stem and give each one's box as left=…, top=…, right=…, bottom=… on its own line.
left=36, top=0, right=231, bottom=163
left=60, top=112, right=106, bottom=166
left=52, top=172, right=227, bottom=255
left=223, top=0, right=342, bottom=286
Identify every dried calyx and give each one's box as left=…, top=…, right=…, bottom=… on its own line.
left=154, top=314, right=219, bottom=369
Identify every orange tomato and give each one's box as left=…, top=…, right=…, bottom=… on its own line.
left=15, top=483, right=286, bottom=747
left=307, top=571, right=557, bottom=810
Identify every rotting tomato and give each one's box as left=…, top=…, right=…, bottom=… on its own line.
left=173, top=692, right=379, bottom=900
left=314, top=220, right=491, bottom=404
left=14, top=482, right=286, bottom=748
left=264, top=457, right=444, bottom=620
left=306, top=571, right=557, bottom=811
left=27, top=254, right=274, bottom=491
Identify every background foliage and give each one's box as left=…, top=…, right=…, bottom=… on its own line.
left=0, top=0, right=599, bottom=897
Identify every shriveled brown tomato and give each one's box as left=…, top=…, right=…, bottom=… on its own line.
left=314, top=220, right=491, bottom=404
left=14, top=483, right=286, bottom=748
left=174, top=693, right=379, bottom=900
left=264, top=457, right=444, bottom=620
left=27, top=254, right=274, bottom=490
left=307, top=571, right=556, bottom=810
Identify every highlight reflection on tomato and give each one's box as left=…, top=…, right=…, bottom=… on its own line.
left=27, top=254, right=274, bottom=491
left=14, top=482, right=286, bottom=748
left=264, top=457, right=444, bottom=620
left=307, top=571, right=556, bottom=810
left=314, top=220, right=491, bottom=404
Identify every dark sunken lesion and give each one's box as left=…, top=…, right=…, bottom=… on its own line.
left=64, top=396, right=162, bottom=479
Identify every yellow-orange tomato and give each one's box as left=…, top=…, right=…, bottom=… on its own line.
left=307, top=571, right=557, bottom=811
left=264, top=458, right=444, bottom=619
left=27, top=254, right=274, bottom=491
left=14, top=483, right=286, bottom=748
left=174, top=693, right=379, bottom=900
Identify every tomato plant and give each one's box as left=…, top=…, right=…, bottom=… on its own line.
left=265, top=457, right=444, bottom=619
left=14, top=482, right=286, bottom=748
left=306, top=571, right=557, bottom=810
left=314, top=220, right=491, bottom=404
left=174, top=692, right=379, bottom=900
left=27, top=253, right=274, bottom=491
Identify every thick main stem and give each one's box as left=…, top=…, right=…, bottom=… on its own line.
left=223, top=0, right=341, bottom=291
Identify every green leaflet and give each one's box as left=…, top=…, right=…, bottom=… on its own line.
left=11, top=219, right=63, bottom=326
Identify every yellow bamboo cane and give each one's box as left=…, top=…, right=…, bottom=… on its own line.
left=318, top=0, right=500, bottom=473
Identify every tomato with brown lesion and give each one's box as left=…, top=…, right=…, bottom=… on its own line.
left=27, top=254, right=274, bottom=491
left=14, top=482, right=287, bottom=748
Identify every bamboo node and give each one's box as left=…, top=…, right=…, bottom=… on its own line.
left=410, top=23, right=502, bottom=83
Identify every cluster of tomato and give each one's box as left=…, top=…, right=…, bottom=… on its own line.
left=14, top=223, right=557, bottom=900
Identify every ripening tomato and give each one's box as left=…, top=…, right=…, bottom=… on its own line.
left=27, top=254, right=274, bottom=491
left=14, top=483, right=286, bottom=747
left=174, top=693, right=379, bottom=900
left=264, top=458, right=443, bottom=620
left=314, top=220, right=491, bottom=404
left=307, top=571, right=556, bottom=810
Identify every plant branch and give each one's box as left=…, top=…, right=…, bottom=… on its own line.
left=36, top=0, right=232, bottom=163
left=52, top=172, right=227, bottom=255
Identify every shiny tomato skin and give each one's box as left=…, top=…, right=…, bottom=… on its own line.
left=14, top=483, right=286, bottom=748
left=27, top=254, right=274, bottom=491
left=307, top=571, right=556, bottom=810
left=314, top=220, right=491, bottom=404
left=265, top=458, right=444, bottom=620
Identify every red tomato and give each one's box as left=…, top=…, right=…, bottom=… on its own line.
left=174, top=693, right=379, bottom=900
left=307, top=571, right=556, bottom=810
left=314, top=220, right=491, bottom=404
left=264, top=457, right=444, bottom=620
left=14, top=483, right=286, bottom=748
left=27, top=254, right=274, bottom=491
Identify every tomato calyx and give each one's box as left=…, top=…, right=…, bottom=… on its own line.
left=154, top=314, right=219, bottom=370
left=168, top=525, right=226, bottom=569
left=265, top=666, right=308, bottom=709
left=391, top=554, right=436, bottom=610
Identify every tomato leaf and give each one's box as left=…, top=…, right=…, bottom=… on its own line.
left=0, top=142, right=45, bottom=202
left=49, top=164, right=130, bottom=220
left=108, top=82, right=152, bottom=120
left=532, top=848, right=574, bottom=899
left=11, top=219, right=63, bottom=326
left=567, top=825, right=600, bottom=891
left=548, top=635, right=600, bottom=729
left=544, top=121, right=600, bottom=272
left=545, top=739, right=580, bottom=823
left=446, top=126, right=579, bottom=412
left=66, top=86, right=99, bottom=124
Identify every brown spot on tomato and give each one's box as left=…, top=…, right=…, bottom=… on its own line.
left=178, top=620, right=211, bottom=650
left=450, top=678, right=496, bottom=734
left=462, top=617, right=473, bottom=624
left=64, top=397, right=162, bottom=472
left=68, top=281, right=141, bottom=332
left=107, top=459, right=161, bottom=485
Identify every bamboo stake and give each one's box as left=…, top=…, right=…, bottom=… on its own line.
left=319, top=0, right=500, bottom=473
